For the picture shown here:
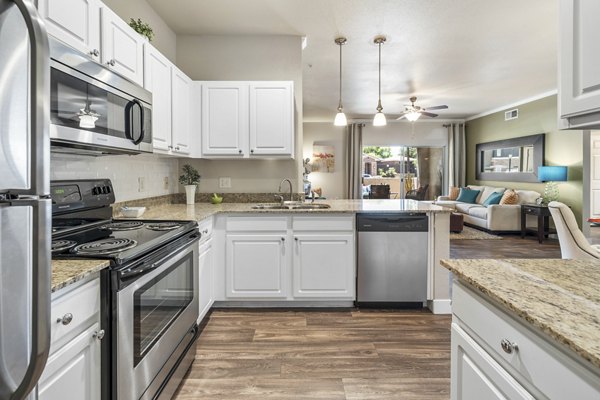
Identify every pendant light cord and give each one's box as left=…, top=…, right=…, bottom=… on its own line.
left=338, top=41, right=343, bottom=111
left=377, top=39, right=383, bottom=112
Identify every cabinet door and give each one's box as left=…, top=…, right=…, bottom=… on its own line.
left=198, top=239, right=213, bottom=322
left=451, top=323, right=534, bottom=400
left=38, top=0, right=100, bottom=60
left=171, top=66, right=193, bottom=155
left=100, top=6, right=144, bottom=85
left=559, top=0, right=600, bottom=121
left=225, top=234, right=288, bottom=298
left=38, top=323, right=102, bottom=400
left=292, top=234, right=355, bottom=299
left=201, top=82, right=249, bottom=157
left=249, top=82, right=294, bottom=157
left=143, top=44, right=172, bottom=151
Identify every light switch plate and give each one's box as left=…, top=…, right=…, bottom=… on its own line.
left=219, top=177, right=231, bottom=188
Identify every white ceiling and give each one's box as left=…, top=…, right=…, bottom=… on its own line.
left=147, top=0, right=558, bottom=121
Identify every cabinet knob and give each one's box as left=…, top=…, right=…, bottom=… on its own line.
left=175, top=146, right=180, bottom=150
left=281, top=237, right=285, bottom=242
left=202, top=229, right=209, bottom=235
left=500, top=338, right=518, bottom=354
left=294, top=237, right=298, bottom=241
left=238, top=149, right=242, bottom=154
left=93, top=329, right=105, bottom=341
left=89, top=49, right=100, bottom=57
left=168, top=145, right=173, bottom=149
left=57, top=313, right=73, bottom=325
left=107, top=59, right=116, bottom=66
left=251, top=149, right=254, bottom=153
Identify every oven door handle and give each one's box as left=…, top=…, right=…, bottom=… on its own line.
left=120, top=233, right=200, bottom=280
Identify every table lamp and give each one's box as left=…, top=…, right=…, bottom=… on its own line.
left=538, top=166, right=568, bottom=203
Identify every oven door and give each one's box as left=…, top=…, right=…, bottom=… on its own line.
left=116, top=241, right=198, bottom=400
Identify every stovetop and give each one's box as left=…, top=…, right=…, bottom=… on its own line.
left=52, top=219, right=198, bottom=266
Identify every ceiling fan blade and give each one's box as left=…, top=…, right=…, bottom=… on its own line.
left=423, top=105, right=448, bottom=111
left=420, top=112, right=438, bottom=118
left=396, top=115, right=407, bottom=120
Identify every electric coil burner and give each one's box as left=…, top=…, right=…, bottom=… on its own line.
left=50, top=179, right=200, bottom=400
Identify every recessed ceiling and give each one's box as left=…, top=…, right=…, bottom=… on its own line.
left=147, top=0, right=557, bottom=121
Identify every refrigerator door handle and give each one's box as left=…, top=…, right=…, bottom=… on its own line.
left=2, top=199, right=52, bottom=400
left=10, top=0, right=50, bottom=197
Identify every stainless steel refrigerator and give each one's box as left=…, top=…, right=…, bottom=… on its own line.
left=0, top=1, right=51, bottom=399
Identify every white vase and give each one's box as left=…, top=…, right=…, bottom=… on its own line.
left=185, top=185, right=196, bottom=205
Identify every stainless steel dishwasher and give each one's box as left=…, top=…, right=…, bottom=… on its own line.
left=356, top=213, right=428, bottom=307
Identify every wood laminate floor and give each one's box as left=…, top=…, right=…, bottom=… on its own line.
left=174, top=233, right=560, bottom=399
left=174, top=310, right=451, bottom=400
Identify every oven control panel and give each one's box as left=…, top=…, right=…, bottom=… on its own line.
left=51, top=179, right=115, bottom=213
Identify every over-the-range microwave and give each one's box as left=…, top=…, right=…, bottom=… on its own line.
left=49, top=38, right=153, bottom=155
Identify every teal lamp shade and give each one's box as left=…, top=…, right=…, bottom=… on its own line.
left=538, top=166, right=568, bottom=182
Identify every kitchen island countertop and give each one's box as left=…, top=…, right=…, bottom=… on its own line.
left=117, top=199, right=452, bottom=222
left=51, top=259, right=110, bottom=293
left=440, top=258, right=600, bottom=370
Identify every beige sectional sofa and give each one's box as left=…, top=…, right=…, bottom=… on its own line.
left=436, top=185, right=541, bottom=232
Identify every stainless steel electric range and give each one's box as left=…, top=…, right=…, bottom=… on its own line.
left=51, top=179, right=200, bottom=400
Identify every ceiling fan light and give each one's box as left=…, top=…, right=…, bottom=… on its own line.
left=406, top=111, right=421, bottom=122
left=334, top=111, right=347, bottom=126
left=373, top=111, right=387, bottom=126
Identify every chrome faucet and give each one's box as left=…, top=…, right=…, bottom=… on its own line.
left=278, top=178, right=294, bottom=202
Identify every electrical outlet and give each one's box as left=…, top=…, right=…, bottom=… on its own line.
left=163, top=177, right=169, bottom=190
left=138, top=177, right=145, bottom=192
left=219, top=177, right=231, bottom=188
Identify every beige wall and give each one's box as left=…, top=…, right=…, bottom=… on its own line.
left=176, top=35, right=304, bottom=192
left=466, top=95, right=584, bottom=225
left=102, top=0, right=177, bottom=62
left=303, top=123, right=346, bottom=199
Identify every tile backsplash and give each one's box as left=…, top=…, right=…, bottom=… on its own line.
left=51, top=154, right=179, bottom=202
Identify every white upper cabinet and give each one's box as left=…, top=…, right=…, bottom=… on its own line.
left=100, top=6, right=145, bottom=86
left=144, top=43, right=172, bottom=151
left=38, top=0, right=101, bottom=60
left=200, top=81, right=294, bottom=158
left=171, top=66, right=193, bottom=155
left=201, top=82, right=249, bottom=157
left=559, top=0, right=600, bottom=129
left=249, top=82, right=294, bottom=156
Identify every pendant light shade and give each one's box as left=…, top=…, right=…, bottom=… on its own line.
left=373, top=36, right=386, bottom=126
left=334, top=37, right=347, bottom=126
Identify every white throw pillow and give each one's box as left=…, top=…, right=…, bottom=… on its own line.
left=516, top=190, right=541, bottom=205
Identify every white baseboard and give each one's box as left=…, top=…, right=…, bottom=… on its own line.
left=428, top=299, right=452, bottom=314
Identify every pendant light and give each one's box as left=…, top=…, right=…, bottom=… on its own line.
left=373, top=36, right=387, bottom=126
left=333, top=37, right=348, bottom=126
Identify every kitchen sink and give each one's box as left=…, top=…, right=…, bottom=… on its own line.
left=291, top=204, right=331, bottom=210
left=251, top=204, right=290, bottom=209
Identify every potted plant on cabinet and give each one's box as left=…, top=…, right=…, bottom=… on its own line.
left=179, top=164, right=200, bottom=205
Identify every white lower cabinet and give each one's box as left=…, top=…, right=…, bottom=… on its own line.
left=38, top=323, right=101, bottom=400
left=293, top=234, right=354, bottom=299
left=221, top=215, right=355, bottom=302
left=198, top=238, right=214, bottom=321
left=226, top=233, right=288, bottom=298
left=39, top=277, right=102, bottom=400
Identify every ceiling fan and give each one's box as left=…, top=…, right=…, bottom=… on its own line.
left=396, top=96, right=448, bottom=122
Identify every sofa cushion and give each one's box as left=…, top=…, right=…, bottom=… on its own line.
left=516, top=189, right=541, bottom=205
left=456, top=188, right=480, bottom=204
left=455, top=203, right=481, bottom=214
left=435, top=200, right=458, bottom=210
left=468, top=206, right=488, bottom=220
left=478, top=186, right=505, bottom=204
left=483, top=191, right=504, bottom=206
left=500, top=189, right=519, bottom=205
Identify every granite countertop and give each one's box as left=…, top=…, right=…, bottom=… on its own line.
left=51, top=259, right=110, bottom=293
left=116, top=199, right=451, bottom=222
left=440, top=258, right=600, bottom=369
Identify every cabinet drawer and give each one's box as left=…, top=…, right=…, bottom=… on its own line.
left=198, top=217, right=213, bottom=239
left=226, top=215, right=288, bottom=231
left=292, top=215, right=353, bottom=231
left=50, top=278, right=100, bottom=354
left=453, top=282, right=600, bottom=399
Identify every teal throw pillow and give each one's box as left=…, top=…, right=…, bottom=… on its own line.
left=482, top=191, right=504, bottom=207
left=456, top=187, right=480, bottom=204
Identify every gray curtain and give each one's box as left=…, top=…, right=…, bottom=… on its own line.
left=447, top=122, right=466, bottom=188
left=345, top=123, right=363, bottom=199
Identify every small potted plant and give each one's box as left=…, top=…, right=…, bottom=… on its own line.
left=128, top=18, right=154, bottom=42
left=179, top=164, right=200, bottom=205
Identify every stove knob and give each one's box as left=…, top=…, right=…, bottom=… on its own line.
left=92, top=187, right=99, bottom=195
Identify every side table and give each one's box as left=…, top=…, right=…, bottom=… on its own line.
left=521, top=204, right=553, bottom=243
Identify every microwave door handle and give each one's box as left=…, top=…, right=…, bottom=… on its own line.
left=130, top=99, right=145, bottom=145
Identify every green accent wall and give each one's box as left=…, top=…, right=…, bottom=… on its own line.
left=466, top=95, right=583, bottom=226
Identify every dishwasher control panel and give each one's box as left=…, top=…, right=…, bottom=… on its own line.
left=356, top=213, right=429, bottom=232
